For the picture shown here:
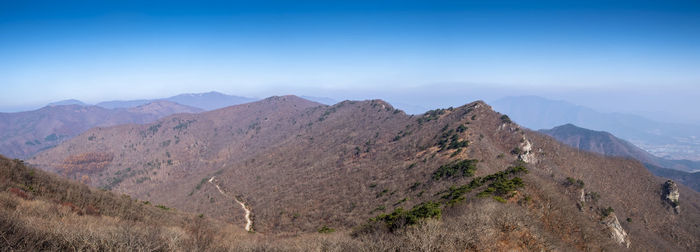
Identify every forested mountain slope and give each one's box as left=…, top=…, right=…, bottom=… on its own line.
left=31, top=96, right=700, bottom=251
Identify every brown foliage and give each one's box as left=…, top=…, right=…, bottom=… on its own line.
left=60, top=202, right=84, bottom=215
left=8, top=187, right=30, bottom=200
left=85, top=204, right=100, bottom=216
left=25, top=96, right=700, bottom=251
left=59, top=152, right=114, bottom=175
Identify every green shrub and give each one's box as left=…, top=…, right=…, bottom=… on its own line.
left=173, top=120, right=196, bottom=131
left=432, top=159, right=478, bottom=180
left=441, top=185, right=472, bottom=204
left=45, top=134, right=59, bottom=141
left=436, top=129, right=469, bottom=151
left=376, top=189, right=389, bottom=198
left=588, top=192, right=600, bottom=203
left=372, top=205, right=386, bottom=213
left=421, top=109, right=446, bottom=122
left=493, top=196, right=507, bottom=203
left=440, top=124, right=449, bottom=132
left=374, top=202, right=441, bottom=231
left=500, top=115, right=512, bottom=123
left=456, top=124, right=467, bottom=133
left=511, top=147, right=522, bottom=155
left=318, top=108, right=336, bottom=121
left=447, top=135, right=469, bottom=149
left=487, top=177, right=524, bottom=196
left=564, top=177, right=585, bottom=188
left=671, top=199, right=680, bottom=207
left=476, top=191, right=491, bottom=198
left=439, top=161, right=528, bottom=202
left=518, top=195, right=532, bottom=206
left=195, top=178, right=208, bottom=190
left=393, top=197, right=408, bottom=206
left=135, top=177, right=150, bottom=184
left=318, top=225, right=335, bottom=233
left=145, top=123, right=162, bottom=136
left=601, top=206, right=614, bottom=217
left=505, top=161, right=529, bottom=174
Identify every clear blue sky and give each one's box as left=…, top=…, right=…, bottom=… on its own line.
left=1, top=0, right=700, bottom=121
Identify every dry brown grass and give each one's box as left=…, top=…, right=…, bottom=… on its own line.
left=0, top=158, right=689, bottom=251
left=0, top=155, right=592, bottom=252
left=2, top=189, right=550, bottom=252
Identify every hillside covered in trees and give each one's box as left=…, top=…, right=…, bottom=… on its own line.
left=25, top=96, right=700, bottom=251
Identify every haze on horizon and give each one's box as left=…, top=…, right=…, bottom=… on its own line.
left=2, top=0, right=699, bottom=124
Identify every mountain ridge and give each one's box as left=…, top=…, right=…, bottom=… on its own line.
left=0, top=101, right=202, bottom=159
left=540, top=123, right=700, bottom=191
left=96, top=91, right=257, bottom=111
left=29, top=96, right=700, bottom=250
left=492, top=95, right=700, bottom=161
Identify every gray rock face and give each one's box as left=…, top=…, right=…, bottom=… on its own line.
left=518, top=138, right=537, bottom=164
left=663, top=180, right=680, bottom=214
left=603, top=213, right=631, bottom=248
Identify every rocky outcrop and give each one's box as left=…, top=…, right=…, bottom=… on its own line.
left=518, top=139, right=537, bottom=163
left=663, top=180, right=680, bottom=214
left=603, top=213, right=631, bottom=248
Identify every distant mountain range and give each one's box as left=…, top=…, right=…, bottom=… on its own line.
left=96, top=91, right=257, bottom=111
left=52, top=92, right=339, bottom=110
left=300, top=95, right=337, bottom=105
left=0, top=91, right=340, bottom=159
left=0, top=101, right=202, bottom=159
left=48, top=99, right=88, bottom=107
left=540, top=124, right=700, bottom=191
left=492, top=96, right=700, bottom=161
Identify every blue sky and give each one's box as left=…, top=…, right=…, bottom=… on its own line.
left=1, top=0, right=700, bottom=122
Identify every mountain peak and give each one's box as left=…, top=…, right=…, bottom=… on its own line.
left=540, top=123, right=658, bottom=165
left=261, top=95, right=320, bottom=105
left=166, top=92, right=257, bottom=110
left=553, top=123, right=585, bottom=130
left=177, top=91, right=225, bottom=97
left=126, top=100, right=203, bottom=115
left=48, top=99, right=88, bottom=107
left=549, top=123, right=611, bottom=136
